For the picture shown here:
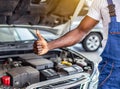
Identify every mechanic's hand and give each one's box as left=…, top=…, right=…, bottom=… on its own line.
left=33, top=30, right=49, bottom=55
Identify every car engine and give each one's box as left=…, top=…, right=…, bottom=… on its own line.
left=0, top=49, right=94, bottom=89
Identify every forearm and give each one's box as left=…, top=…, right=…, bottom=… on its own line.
left=47, top=28, right=86, bottom=50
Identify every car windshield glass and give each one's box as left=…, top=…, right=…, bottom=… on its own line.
left=0, top=27, right=36, bottom=42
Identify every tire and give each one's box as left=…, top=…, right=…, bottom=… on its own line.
left=82, top=32, right=102, bottom=52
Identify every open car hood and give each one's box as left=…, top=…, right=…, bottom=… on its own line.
left=0, top=0, right=86, bottom=35
left=0, top=0, right=86, bottom=24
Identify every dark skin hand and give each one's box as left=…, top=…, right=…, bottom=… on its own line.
left=33, top=16, right=99, bottom=55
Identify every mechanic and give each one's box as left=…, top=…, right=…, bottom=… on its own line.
left=33, top=0, right=120, bottom=89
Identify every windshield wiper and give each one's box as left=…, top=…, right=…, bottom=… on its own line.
left=0, top=41, right=34, bottom=50
left=0, top=39, right=36, bottom=44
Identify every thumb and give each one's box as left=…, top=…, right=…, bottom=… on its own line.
left=36, top=29, right=43, bottom=40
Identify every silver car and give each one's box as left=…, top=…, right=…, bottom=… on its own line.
left=0, top=25, right=99, bottom=89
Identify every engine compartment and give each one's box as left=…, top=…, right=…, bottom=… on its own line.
left=0, top=49, right=94, bottom=89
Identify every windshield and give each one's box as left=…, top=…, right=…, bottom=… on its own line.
left=0, top=27, right=36, bottom=42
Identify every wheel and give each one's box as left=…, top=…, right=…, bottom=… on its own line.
left=82, top=33, right=102, bottom=52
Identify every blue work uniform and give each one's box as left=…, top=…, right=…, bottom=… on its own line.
left=98, top=0, right=120, bottom=89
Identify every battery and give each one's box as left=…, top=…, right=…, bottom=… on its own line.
left=7, top=66, right=39, bottom=88
left=40, top=69, right=59, bottom=81
left=60, top=65, right=83, bottom=75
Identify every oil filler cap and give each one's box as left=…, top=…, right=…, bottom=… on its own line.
left=1, top=76, right=10, bottom=86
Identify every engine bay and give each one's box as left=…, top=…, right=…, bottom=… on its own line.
left=0, top=49, right=94, bottom=89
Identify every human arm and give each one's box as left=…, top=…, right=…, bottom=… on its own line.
left=33, top=16, right=99, bottom=55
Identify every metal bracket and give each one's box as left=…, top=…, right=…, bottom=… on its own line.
left=108, top=4, right=116, bottom=17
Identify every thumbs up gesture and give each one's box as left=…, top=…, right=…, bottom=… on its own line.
left=33, top=30, right=49, bottom=55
